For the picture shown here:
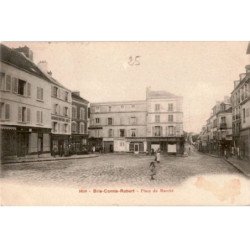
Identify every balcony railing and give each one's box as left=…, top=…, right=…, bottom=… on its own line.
left=219, top=123, right=227, bottom=129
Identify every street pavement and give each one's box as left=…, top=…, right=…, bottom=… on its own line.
left=1, top=148, right=243, bottom=188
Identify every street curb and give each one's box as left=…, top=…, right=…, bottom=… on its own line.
left=1, top=154, right=99, bottom=165
left=224, top=158, right=250, bottom=178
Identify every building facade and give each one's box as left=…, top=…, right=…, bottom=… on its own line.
left=0, top=44, right=52, bottom=159
left=37, top=61, right=72, bottom=156
left=198, top=97, right=232, bottom=155
left=231, top=65, right=250, bottom=160
left=89, top=88, right=184, bottom=154
left=146, top=89, right=184, bottom=154
left=71, top=91, right=89, bottom=154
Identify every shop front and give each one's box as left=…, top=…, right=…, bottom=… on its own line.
left=51, top=134, right=70, bottom=156
left=70, top=134, right=88, bottom=154
left=146, top=137, right=184, bottom=155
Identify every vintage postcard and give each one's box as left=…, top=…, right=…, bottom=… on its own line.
left=0, top=41, right=249, bottom=205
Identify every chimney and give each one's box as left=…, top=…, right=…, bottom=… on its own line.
left=14, top=46, right=33, bottom=61
left=234, top=80, right=240, bottom=89
left=72, top=91, right=80, bottom=96
left=239, top=73, right=246, bottom=81
left=38, top=61, right=49, bottom=73
left=146, top=86, right=151, bottom=99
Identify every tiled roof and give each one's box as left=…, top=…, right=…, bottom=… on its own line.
left=147, top=90, right=179, bottom=99
left=0, top=43, right=50, bottom=82
left=72, top=92, right=89, bottom=104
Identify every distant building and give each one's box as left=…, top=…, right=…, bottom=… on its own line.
left=89, top=88, right=184, bottom=154
left=71, top=91, right=89, bottom=153
left=0, top=44, right=52, bottom=159
left=231, top=43, right=250, bottom=160
left=198, top=97, right=232, bottom=155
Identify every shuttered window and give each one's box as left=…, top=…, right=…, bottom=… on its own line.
left=0, top=73, right=5, bottom=90
left=12, top=77, right=18, bottom=93
left=5, top=104, right=10, bottom=120
left=18, top=107, right=22, bottom=122
left=6, top=75, right=11, bottom=91
left=27, top=108, right=31, bottom=123
left=36, top=110, right=43, bottom=124
left=27, top=82, right=31, bottom=97
left=37, top=87, right=43, bottom=100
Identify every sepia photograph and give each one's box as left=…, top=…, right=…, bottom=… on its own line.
left=0, top=41, right=250, bottom=205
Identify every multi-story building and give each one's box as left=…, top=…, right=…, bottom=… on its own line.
left=71, top=91, right=89, bottom=153
left=198, top=97, right=232, bottom=155
left=89, top=88, right=184, bottom=154
left=37, top=61, right=72, bottom=155
left=231, top=42, right=250, bottom=160
left=89, top=100, right=147, bottom=153
left=146, top=88, right=184, bottom=154
left=0, top=44, right=52, bottom=159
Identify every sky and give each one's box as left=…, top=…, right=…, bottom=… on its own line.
left=3, top=41, right=249, bottom=133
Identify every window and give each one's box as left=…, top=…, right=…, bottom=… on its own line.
left=80, top=108, right=85, bottom=120
left=0, top=103, right=4, bottom=119
left=243, top=108, right=246, bottom=123
left=5, top=75, right=11, bottom=91
left=168, top=103, right=173, bottom=111
left=72, top=106, right=77, bottom=119
left=168, top=114, right=173, bottom=122
left=131, top=129, right=136, bottom=137
left=109, top=106, right=112, bottom=112
left=0, top=73, right=5, bottom=90
left=131, top=104, right=135, bottom=109
left=95, top=106, right=100, bottom=112
left=155, top=104, right=160, bottom=111
left=121, top=105, right=124, bottom=110
left=108, top=129, right=113, bottom=137
left=52, top=86, right=58, bottom=98
left=168, top=126, right=174, bottom=135
left=0, top=103, right=10, bottom=120
left=52, top=122, right=58, bottom=133
left=155, top=115, right=160, bottom=123
left=37, top=87, right=43, bottom=101
left=72, top=122, right=77, bottom=133
left=18, top=106, right=30, bottom=123
left=120, top=129, right=125, bottom=137
left=64, top=107, right=69, bottom=117
left=18, top=79, right=26, bottom=95
left=64, top=124, right=68, bottom=133
left=108, top=117, right=113, bottom=125
left=65, top=91, right=69, bottom=101
left=95, top=118, right=100, bottom=124
left=54, top=104, right=59, bottom=115
left=221, top=117, right=226, bottom=123
left=154, top=126, right=162, bottom=136
left=130, top=117, right=136, bottom=124
left=36, top=110, right=43, bottom=124
left=80, top=122, right=85, bottom=134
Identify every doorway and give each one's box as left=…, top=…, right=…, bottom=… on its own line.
left=134, top=143, right=139, bottom=154
left=17, top=133, right=29, bottom=157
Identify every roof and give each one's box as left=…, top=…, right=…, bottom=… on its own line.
left=72, top=92, right=89, bottom=104
left=90, top=100, right=146, bottom=106
left=0, top=43, right=50, bottom=82
left=147, top=90, right=180, bottom=99
left=0, top=43, right=71, bottom=91
left=247, top=42, right=250, bottom=54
